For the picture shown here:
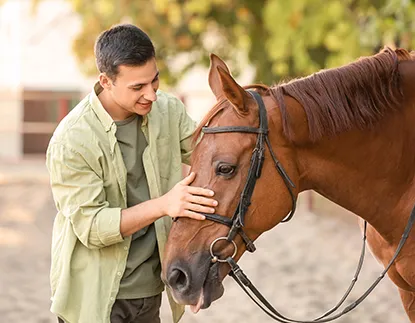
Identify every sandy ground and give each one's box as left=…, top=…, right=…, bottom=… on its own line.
left=0, top=161, right=409, bottom=323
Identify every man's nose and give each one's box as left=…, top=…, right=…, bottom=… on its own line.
left=144, top=85, right=157, bottom=102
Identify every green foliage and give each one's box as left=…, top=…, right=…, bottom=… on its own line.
left=30, top=0, right=415, bottom=86
left=263, top=0, right=415, bottom=82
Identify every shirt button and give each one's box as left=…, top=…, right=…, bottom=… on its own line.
left=124, top=246, right=128, bottom=251
left=117, top=272, right=122, bottom=276
left=110, top=297, right=114, bottom=301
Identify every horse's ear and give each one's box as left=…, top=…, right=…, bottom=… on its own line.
left=208, top=53, right=231, bottom=101
left=217, top=66, right=251, bottom=114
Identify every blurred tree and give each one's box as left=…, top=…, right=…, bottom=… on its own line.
left=263, top=0, right=415, bottom=79
left=30, top=0, right=415, bottom=85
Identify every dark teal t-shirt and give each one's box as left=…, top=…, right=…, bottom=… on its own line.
left=115, top=114, right=164, bottom=299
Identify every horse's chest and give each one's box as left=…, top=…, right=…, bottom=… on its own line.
left=365, top=222, right=415, bottom=291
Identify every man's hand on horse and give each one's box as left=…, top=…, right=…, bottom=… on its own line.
left=160, top=172, right=218, bottom=220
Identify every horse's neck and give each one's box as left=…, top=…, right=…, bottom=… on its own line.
left=295, top=105, right=415, bottom=243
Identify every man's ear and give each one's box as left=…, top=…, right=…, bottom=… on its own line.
left=99, top=73, right=113, bottom=90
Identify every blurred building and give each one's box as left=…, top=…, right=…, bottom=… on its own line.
left=0, top=0, right=92, bottom=160
left=0, top=0, right=253, bottom=161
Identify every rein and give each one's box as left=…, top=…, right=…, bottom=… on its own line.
left=200, top=90, right=415, bottom=322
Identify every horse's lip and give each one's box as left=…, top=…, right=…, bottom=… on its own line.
left=200, top=262, right=224, bottom=309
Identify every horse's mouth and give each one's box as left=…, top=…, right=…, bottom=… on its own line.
left=189, top=262, right=224, bottom=313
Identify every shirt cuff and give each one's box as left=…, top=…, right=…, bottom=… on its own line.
left=95, top=207, right=124, bottom=246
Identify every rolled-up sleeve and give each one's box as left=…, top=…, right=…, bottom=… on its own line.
left=176, top=100, right=197, bottom=165
left=46, top=142, right=124, bottom=249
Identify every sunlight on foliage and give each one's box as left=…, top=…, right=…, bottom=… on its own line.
left=26, top=0, right=415, bottom=86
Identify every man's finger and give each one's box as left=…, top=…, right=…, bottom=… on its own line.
left=188, top=195, right=218, bottom=207
left=182, top=210, right=206, bottom=221
left=180, top=172, right=196, bottom=185
left=186, top=203, right=215, bottom=214
left=187, top=186, right=215, bottom=197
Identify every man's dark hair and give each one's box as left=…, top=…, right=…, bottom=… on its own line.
left=94, top=24, right=155, bottom=80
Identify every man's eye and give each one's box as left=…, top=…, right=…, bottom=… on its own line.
left=152, top=77, right=159, bottom=83
left=132, top=87, right=143, bottom=91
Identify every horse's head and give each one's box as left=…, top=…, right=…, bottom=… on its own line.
left=162, top=54, right=300, bottom=312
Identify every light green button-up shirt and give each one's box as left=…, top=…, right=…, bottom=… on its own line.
left=46, top=83, right=196, bottom=323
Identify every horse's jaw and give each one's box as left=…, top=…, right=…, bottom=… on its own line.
left=164, top=255, right=226, bottom=312
left=188, top=262, right=225, bottom=313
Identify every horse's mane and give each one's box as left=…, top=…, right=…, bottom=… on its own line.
left=269, top=47, right=413, bottom=141
left=193, top=48, right=413, bottom=144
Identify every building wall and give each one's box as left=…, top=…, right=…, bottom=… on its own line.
left=0, top=1, right=23, bottom=160
left=0, top=87, right=22, bottom=160
left=19, top=1, right=93, bottom=91
left=0, top=0, right=93, bottom=160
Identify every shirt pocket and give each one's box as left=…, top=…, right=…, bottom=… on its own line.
left=156, top=136, right=174, bottom=179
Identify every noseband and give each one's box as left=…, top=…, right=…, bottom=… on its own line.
left=199, top=90, right=415, bottom=322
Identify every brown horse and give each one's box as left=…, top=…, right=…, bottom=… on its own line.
left=162, top=47, right=415, bottom=321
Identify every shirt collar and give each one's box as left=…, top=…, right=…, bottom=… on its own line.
left=89, top=82, right=149, bottom=131
left=89, top=82, right=115, bottom=132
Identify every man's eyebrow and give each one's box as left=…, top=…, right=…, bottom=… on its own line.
left=128, top=71, right=160, bottom=88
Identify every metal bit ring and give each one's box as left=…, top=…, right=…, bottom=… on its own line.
left=209, top=237, right=238, bottom=263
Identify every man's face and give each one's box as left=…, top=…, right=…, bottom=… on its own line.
left=104, top=58, right=160, bottom=116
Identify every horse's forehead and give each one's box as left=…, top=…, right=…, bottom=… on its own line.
left=213, top=104, right=257, bottom=126
left=196, top=131, right=255, bottom=166
left=197, top=104, right=260, bottom=154
left=199, top=131, right=250, bottom=150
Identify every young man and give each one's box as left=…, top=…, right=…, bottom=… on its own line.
left=46, top=24, right=217, bottom=323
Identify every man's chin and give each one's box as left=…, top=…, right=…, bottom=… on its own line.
left=133, top=103, right=152, bottom=115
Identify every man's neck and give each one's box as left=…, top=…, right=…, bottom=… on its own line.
left=97, top=89, right=134, bottom=121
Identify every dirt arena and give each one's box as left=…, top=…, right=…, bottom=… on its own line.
left=0, top=161, right=408, bottom=322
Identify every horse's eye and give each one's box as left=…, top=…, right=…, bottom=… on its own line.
left=216, top=163, right=236, bottom=176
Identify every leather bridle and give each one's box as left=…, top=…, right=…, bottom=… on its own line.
left=198, top=90, right=415, bottom=322
left=201, top=90, right=297, bottom=254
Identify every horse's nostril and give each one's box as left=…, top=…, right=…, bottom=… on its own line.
left=168, top=267, right=189, bottom=293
